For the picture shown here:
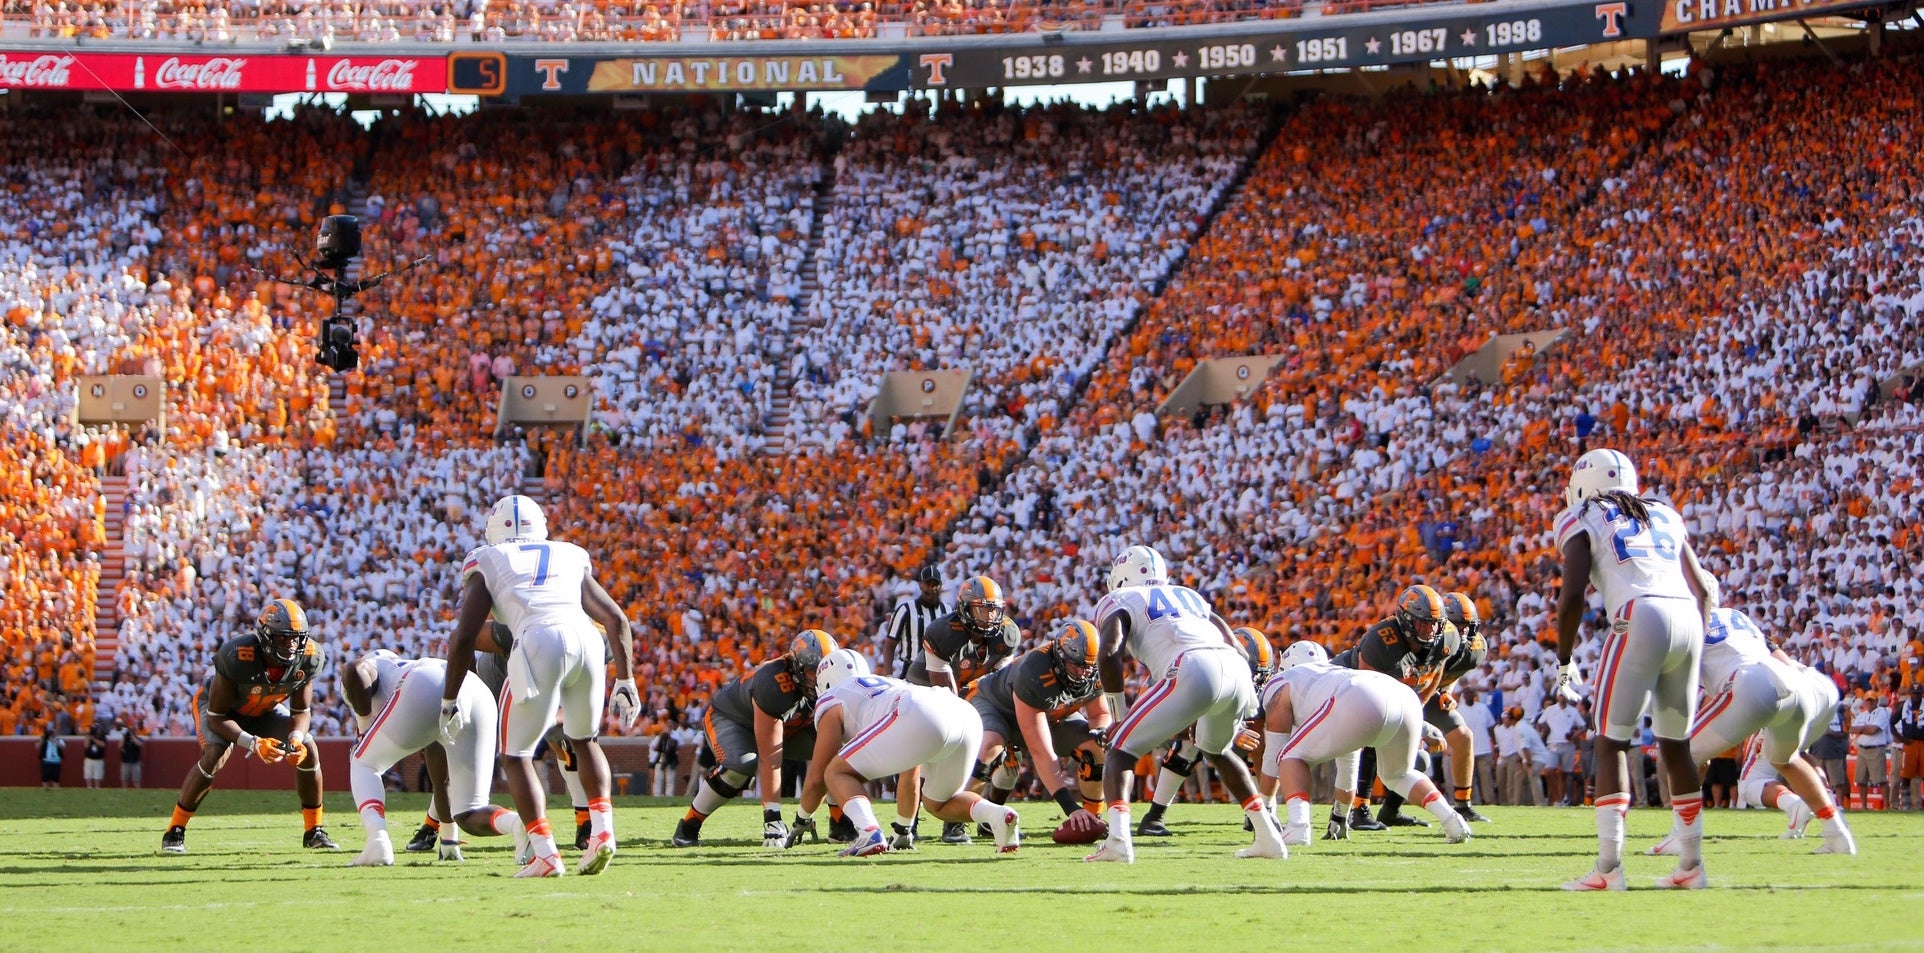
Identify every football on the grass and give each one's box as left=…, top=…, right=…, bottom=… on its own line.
left=1051, top=815, right=1109, bottom=844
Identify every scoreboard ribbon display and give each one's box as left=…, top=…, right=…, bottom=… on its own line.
left=455, top=0, right=1884, bottom=96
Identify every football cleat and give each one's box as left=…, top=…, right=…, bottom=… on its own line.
left=828, top=813, right=858, bottom=844
left=514, top=823, right=532, bottom=865
left=577, top=832, right=615, bottom=875
left=1234, top=839, right=1287, bottom=859
left=1281, top=822, right=1311, bottom=847
left=1645, top=832, right=1681, bottom=856
left=514, top=854, right=563, bottom=878
left=986, top=808, right=1020, bottom=854
left=1379, top=810, right=1429, bottom=827
left=838, top=827, right=889, bottom=858
left=1654, top=865, right=1707, bottom=889
left=1082, top=837, right=1135, bottom=864
left=436, top=839, right=464, bottom=862
left=1456, top=803, right=1493, bottom=823
left=889, top=822, right=917, bottom=851
left=160, top=825, right=187, bottom=855
left=1137, top=817, right=1173, bottom=838
left=1561, top=865, right=1628, bottom=891
left=940, top=821, right=972, bottom=845
left=1781, top=801, right=1813, bottom=839
left=404, top=823, right=438, bottom=852
left=1348, top=808, right=1387, bottom=832
left=1814, top=830, right=1857, bottom=855
left=1442, top=814, right=1472, bottom=844
left=575, top=819, right=592, bottom=852
left=304, top=827, right=340, bottom=850
left=350, top=833, right=395, bottom=867
left=670, top=818, right=702, bottom=848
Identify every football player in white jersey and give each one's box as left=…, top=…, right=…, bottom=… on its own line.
left=796, top=650, right=1019, bottom=857
left=1645, top=608, right=1855, bottom=856
left=442, top=495, right=640, bottom=878
left=1262, top=640, right=1471, bottom=847
left=340, top=650, right=525, bottom=867
left=1084, top=545, right=1288, bottom=863
left=1552, top=449, right=1722, bottom=891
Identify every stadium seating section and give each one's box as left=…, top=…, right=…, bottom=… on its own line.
left=1, top=53, right=1920, bottom=752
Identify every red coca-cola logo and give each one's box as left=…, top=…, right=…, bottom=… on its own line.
left=326, top=59, right=419, bottom=92
left=0, top=54, right=75, bottom=88
left=153, top=56, right=247, bottom=90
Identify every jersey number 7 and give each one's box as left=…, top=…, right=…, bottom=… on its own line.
left=517, top=543, right=551, bottom=585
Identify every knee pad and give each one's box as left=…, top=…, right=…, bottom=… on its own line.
left=705, top=767, right=750, bottom=800
left=1074, top=747, right=1104, bottom=785
left=973, top=760, right=996, bottom=784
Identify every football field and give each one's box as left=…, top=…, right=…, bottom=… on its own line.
left=4, top=791, right=1921, bottom=953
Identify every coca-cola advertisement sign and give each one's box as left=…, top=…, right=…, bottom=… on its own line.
left=0, top=51, right=447, bottom=93
left=150, top=56, right=248, bottom=91
left=0, top=53, right=76, bottom=88
left=324, top=58, right=419, bottom=92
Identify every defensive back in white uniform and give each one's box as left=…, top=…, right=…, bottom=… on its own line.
left=443, top=495, right=639, bottom=880
left=1552, top=449, right=1721, bottom=892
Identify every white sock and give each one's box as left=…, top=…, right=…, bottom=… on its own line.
left=1671, top=795, right=1704, bottom=869
left=1105, top=804, right=1132, bottom=845
left=1153, top=767, right=1186, bottom=807
left=844, top=795, right=881, bottom=833
left=358, top=800, right=388, bottom=835
left=531, top=832, right=558, bottom=860
left=560, top=764, right=588, bottom=807
left=1775, top=792, right=1807, bottom=823
left=1243, top=798, right=1280, bottom=841
left=491, top=809, right=523, bottom=838
left=968, top=798, right=1005, bottom=825
left=589, top=798, right=613, bottom=839
left=1820, top=812, right=1849, bottom=838
left=1595, top=792, right=1631, bottom=871
left=1286, top=796, right=1311, bottom=828
left=1418, top=790, right=1457, bottom=826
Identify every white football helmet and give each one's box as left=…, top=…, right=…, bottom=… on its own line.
left=1107, top=545, right=1169, bottom=593
left=1564, top=448, right=1639, bottom=509
left=1278, top=639, right=1329, bottom=672
left=816, top=648, right=870, bottom=694
left=485, top=495, right=548, bottom=545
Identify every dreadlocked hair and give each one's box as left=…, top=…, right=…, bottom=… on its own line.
left=1589, top=489, right=1653, bottom=525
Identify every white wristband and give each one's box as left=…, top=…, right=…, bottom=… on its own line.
left=236, top=731, right=258, bottom=755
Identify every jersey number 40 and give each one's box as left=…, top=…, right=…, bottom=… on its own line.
left=1146, top=586, right=1209, bottom=621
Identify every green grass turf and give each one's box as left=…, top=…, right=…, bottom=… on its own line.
left=2, top=790, right=1921, bottom=953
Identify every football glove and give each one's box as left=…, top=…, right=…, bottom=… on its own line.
left=1421, top=722, right=1448, bottom=754
left=437, top=839, right=465, bottom=862
left=1553, top=659, right=1584, bottom=703
left=889, top=821, right=916, bottom=851
left=284, top=729, right=312, bottom=766
left=240, top=732, right=287, bottom=763
left=438, top=699, right=468, bottom=746
left=763, top=818, right=792, bottom=850
left=610, top=678, right=641, bottom=731
left=783, top=813, right=818, bottom=849
left=1323, top=808, right=1349, bottom=841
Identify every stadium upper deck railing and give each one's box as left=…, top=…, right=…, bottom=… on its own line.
left=0, top=0, right=1485, bottom=45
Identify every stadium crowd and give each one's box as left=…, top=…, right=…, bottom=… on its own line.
left=1, top=52, right=1920, bottom=815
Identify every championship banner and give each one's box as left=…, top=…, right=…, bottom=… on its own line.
left=0, top=52, right=448, bottom=93
left=588, top=55, right=903, bottom=91
left=1658, top=0, right=1884, bottom=32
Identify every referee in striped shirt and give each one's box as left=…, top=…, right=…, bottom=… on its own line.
left=884, top=566, right=947, bottom=678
